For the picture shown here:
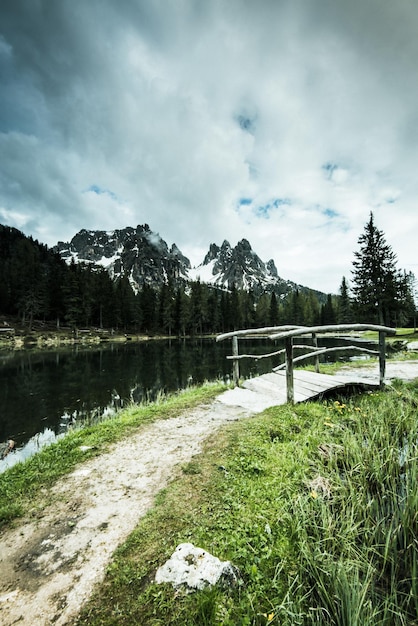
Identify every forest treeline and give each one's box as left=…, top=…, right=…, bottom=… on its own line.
left=0, top=218, right=416, bottom=335
left=0, top=225, right=337, bottom=334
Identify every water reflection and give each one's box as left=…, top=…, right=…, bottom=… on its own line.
left=1, top=427, right=59, bottom=472
left=0, top=339, right=242, bottom=471
left=0, top=336, right=376, bottom=472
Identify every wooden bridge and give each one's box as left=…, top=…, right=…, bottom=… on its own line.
left=217, top=324, right=396, bottom=406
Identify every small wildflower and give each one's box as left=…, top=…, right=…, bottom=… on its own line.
left=267, top=613, right=275, bottom=622
left=310, top=490, right=318, bottom=499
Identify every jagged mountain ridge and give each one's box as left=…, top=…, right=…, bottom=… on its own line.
left=55, top=224, right=191, bottom=290
left=55, top=224, right=320, bottom=296
left=188, top=239, right=291, bottom=294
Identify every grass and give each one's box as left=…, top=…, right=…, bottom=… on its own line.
left=0, top=382, right=225, bottom=528
left=2, top=359, right=418, bottom=625
left=74, top=379, right=418, bottom=625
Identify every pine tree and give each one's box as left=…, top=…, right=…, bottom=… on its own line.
left=220, top=290, right=232, bottom=331
left=229, top=284, right=242, bottom=330
left=321, top=294, right=337, bottom=325
left=337, top=276, right=353, bottom=323
left=240, top=290, right=256, bottom=328
left=351, top=212, right=403, bottom=326
left=303, top=291, right=321, bottom=326
left=269, top=292, right=279, bottom=326
left=139, top=284, right=157, bottom=334
left=189, top=280, right=207, bottom=335
left=255, top=293, right=270, bottom=327
left=207, top=288, right=221, bottom=332
left=284, top=289, right=304, bottom=325
left=174, top=287, right=189, bottom=337
left=63, top=260, right=84, bottom=329
left=158, top=281, right=175, bottom=336
left=400, top=271, right=417, bottom=329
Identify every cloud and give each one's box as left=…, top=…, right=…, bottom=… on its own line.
left=1, top=0, right=418, bottom=292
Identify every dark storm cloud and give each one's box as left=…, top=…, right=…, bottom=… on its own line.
left=1, top=0, right=417, bottom=291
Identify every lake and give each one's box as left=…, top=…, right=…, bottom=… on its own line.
left=0, top=338, right=282, bottom=471
left=0, top=335, right=376, bottom=471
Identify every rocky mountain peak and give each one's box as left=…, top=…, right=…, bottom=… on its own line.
left=55, top=222, right=318, bottom=298
left=203, top=243, right=221, bottom=265
left=266, top=259, right=278, bottom=277
left=55, top=224, right=191, bottom=291
left=190, top=237, right=296, bottom=295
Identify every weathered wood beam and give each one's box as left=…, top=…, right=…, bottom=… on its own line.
left=227, top=349, right=285, bottom=361
left=232, top=335, right=240, bottom=387
left=285, top=336, right=294, bottom=404
left=216, top=325, right=302, bottom=342
left=269, top=323, right=396, bottom=341
left=273, top=345, right=380, bottom=370
left=312, top=332, right=320, bottom=373
left=379, top=330, right=386, bottom=389
left=225, top=344, right=321, bottom=361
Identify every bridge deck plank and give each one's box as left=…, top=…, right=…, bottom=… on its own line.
left=220, top=369, right=381, bottom=411
left=247, top=370, right=380, bottom=402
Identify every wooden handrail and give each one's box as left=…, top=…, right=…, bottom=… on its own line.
left=268, top=323, right=396, bottom=340
left=217, top=323, right=396, bottom=400
left=273, top=346, right=380, bottom=370
left=216, top=325, right=302, bottom=342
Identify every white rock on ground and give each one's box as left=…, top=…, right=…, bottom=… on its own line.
left=155, top=543, right=239, bottom=591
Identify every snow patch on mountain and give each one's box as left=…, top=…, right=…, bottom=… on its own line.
left=55, top=224, right=321, bottom=297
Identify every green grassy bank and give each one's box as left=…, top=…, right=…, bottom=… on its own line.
left=0, top=383, right=224, bottom=528
left=74, top=380, right=418, bottom=626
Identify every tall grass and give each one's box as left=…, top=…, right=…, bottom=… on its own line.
left=285, top=385, right=418, bottom=624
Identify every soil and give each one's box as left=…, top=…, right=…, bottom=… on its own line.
left=1, top=361, right=418, bottom=626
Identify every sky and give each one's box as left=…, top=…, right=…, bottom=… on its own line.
left=1, top=0, right=417, bottom=293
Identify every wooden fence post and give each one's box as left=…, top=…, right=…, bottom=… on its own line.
left=379, top=331, right=386, bottom=389
left=232, top=335, right=240, bottom=386
left=312, top=332, right=320, bottom=373
left=285, top=336, right=294, bottom=404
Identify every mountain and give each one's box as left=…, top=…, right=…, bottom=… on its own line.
left=55, top=224, right=191, bottom=291
left=188, top=238, right=297, bottom=295
left=55, top=224, right=321, bottom=297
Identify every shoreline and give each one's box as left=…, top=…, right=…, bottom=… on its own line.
left=0, top=330, right=217, bottom=351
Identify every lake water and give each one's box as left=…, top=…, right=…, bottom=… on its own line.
left=0, top=336, right=376, bottom=472
left=0, top=338, right=281, bottom=471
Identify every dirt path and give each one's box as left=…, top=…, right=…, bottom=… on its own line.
left=0, top=398, right=253, bottom=626
left=1, top=362, right=417, bottom=625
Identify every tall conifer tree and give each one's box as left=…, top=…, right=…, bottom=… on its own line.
left=337, top=276, right=352, bottom=323
left=351, top=212, right=403, bottom=326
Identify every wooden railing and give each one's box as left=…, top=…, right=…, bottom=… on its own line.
left=216, top=324, right=397, bottom=403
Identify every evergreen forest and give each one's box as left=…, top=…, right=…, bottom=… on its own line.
left=0, top=219, right=416, bottom=335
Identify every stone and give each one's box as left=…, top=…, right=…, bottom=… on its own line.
left=155, top=543, right=240, bottom=592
